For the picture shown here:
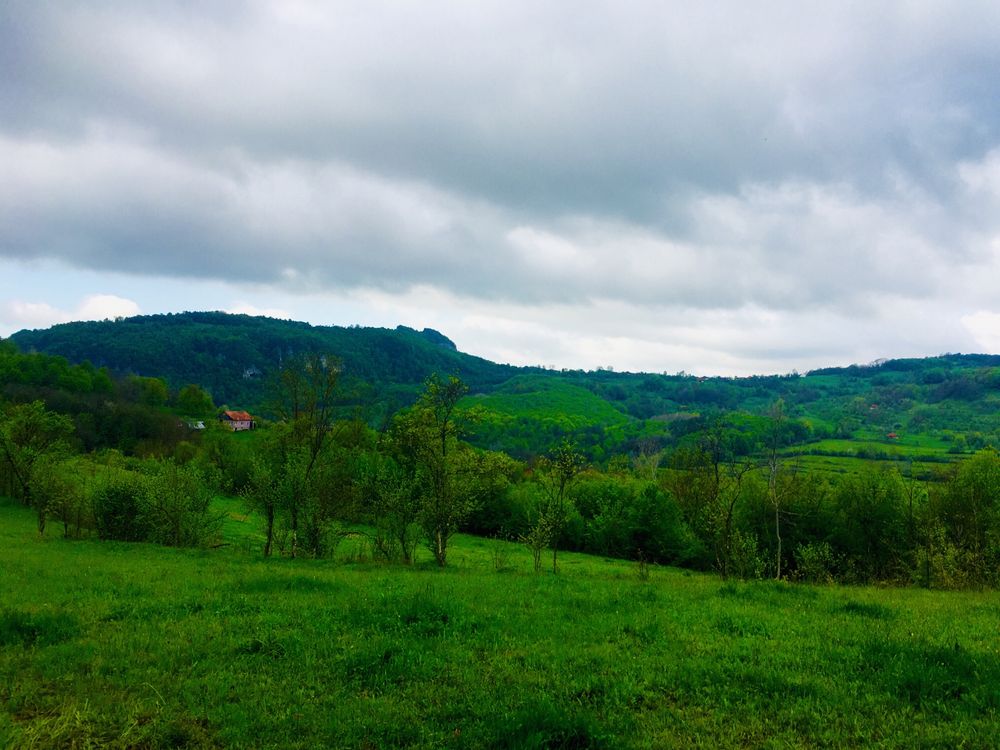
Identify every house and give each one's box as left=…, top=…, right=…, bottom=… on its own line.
left=220, top=410, right=255, bottom=431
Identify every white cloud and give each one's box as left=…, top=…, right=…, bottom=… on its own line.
left=4, top=301, right=70, bottom=330
left=226, top=302, right=292, bottom=320
left=961, top=310, right=1000, bottom=353
left=2, top=294, right=140, bottom=333
left=77, top=294, right=141, bottom=321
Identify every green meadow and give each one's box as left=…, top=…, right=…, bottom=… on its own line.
left=2, top=497, right=998, bottom=749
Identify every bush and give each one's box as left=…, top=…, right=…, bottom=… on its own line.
left=145, top=462, right=222, bottom=547
left=92, top=473, right=150, bottom=542
left=794, top=541, right=837, bottom=583
left=729, top=529, right=765, bottom=580
left=91, top=463, right=221, bottom=547
left=33, top=458, right=92, bottom=538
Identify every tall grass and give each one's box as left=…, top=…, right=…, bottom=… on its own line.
left=1, top=496, right=997, bottom=748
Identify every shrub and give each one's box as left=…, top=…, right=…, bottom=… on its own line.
left=92, top=473, right=150, bottom=542
left=145, top=462, right=222, bottom=547
left=729, top=529, right=765, bottom=580
left=794, top=541, right=838, bottom=583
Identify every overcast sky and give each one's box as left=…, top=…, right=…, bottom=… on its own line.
left=3, top=1, right=1000, bottom=375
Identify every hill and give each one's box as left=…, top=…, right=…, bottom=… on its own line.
left=9, top=311, right=1000, bottom=462
left=10, top=312, right=524, bottom=418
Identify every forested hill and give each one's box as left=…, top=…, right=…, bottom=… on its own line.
left=10, top=311, right=1000, bottom=464
left=9, top=312, right=525, bottom=414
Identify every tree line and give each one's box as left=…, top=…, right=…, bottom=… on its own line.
left=1, top=343, right=997, bottom=588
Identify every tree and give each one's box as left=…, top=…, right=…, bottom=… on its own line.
left=177, top=384, right=215, bottom=416
left=359, top=450, right=421, bottom=564
left=242, top=422, right=310, bottom=558
left=242, top=453, right=282, bottom=558
left=92, top=470, right=150, bottom=542
left=832, top=468, right=907, bottom=582
left=0, top=400, right=74, bottom=530
left=765, top=399, right=789, bottom=579
left=663, top=417, right=753, bottom=577
left=390, top=374, right=474, bottom=567
left=266, top=352, right=343, bottom=556
left=31, top=456, right=83, bottom=536
left=932, top=448, right=1000, bottom=585
left=35, top=457, right=91, bottom=538
left=145, top=461, right=222, bottom=547
left=534, top=440, right=585, bottom=573
left=126, top=375, right=169, bottom=407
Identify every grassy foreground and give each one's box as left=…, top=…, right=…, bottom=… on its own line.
left=1, top=498, right=998, bottom=749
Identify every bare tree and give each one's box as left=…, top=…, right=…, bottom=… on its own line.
left=765, top=399, right=788, bottom=579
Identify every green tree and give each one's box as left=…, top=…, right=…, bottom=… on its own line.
left=92, top=470, right=150, bottom=542
left=358, top=450, right=421, bottom=564
left=266, top=352, right=343, bottom=556
left=832, top=468, right=907, bottom=582
left=765, top=399, right=788, bottom=579
left=663, top=418, right=753, bottom=576
left=534, top=440, right=585, bottom=573
left=30, top=456, right=85, bottom=536
left=35, top=457, right=92, bottom=538
left=391, top=374, right=475, bottom=567
left=932, top=448, right=1000, bottom=585
left=126, top=375, right=169, bottom=407
left=177, top=384, right=215, bottom=416
left=0, top=400, right=74, bottom=530
left=242, top=453, right=283, bottom=558
left=145, top=461, right=223, bottom=547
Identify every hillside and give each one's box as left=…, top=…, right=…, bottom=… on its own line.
left=10, top=312, right=524, bottom=417
left=9, top=312, right=1000, bottom=462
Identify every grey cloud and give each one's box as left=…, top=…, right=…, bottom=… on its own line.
left=3, top=1, right=1000, bottom=325
left=9, top=3, right=1000, bottom=200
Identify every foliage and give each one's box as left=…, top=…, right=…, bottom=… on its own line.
left=144, top=461, right=224, bottom=547
left=0, top=400, right=74, bottom=516
left=532, top=440, right=586, bottom=573
left=794, top=541, right=838, bottom=583
left=357, top=450, right=421, bottom=564
left=87, top=461, right=221, bottom=548
left=91, top=471, right=151, bottom=543
left=177, top=383, right=214, bottom=415
left=391, top=375, right=479, bottom=566
left=7, top=318, right=1000, bottom=587
left=928, top=448, right=1000, bottom=586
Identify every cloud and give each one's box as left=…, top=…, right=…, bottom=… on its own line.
left=226, top=302, right=292, bottom=320
left=2, top=294, right=140, bottom=333
left=77, top=294, right=141, bottom=321
left=961, top=310, right=1000, bottom=353
left=2, top=2, right=1000, bottom=372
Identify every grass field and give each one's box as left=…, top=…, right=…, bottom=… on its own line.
left=778, top=435, right=960, bottom=479
left=463, top=376, right=631, bottom=428
left=2, top=496, right=998, bottom=748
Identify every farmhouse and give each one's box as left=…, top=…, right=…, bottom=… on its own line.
left=220, top=410, right=255, bottom=431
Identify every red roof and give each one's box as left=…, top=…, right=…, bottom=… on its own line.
left=222, top=410, right=253, bottom=421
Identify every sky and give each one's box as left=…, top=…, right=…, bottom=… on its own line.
left=3, top=1, right=1000, bottom=376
